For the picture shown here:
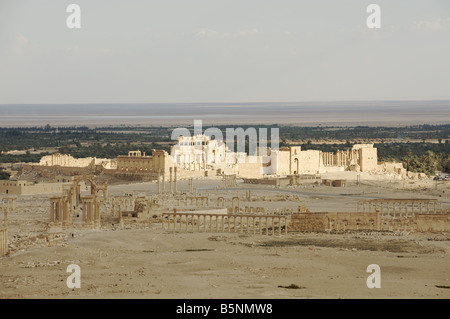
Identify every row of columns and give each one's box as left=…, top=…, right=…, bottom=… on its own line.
left=357, top=199, right=443, bottom=217
left=323, top=152, right=335, bottom=167
left=177, top=196, right=209, bottom=206
left=335, top=150, right=347, bottom=167
left=157, top=167, right=178, bottom=194
left=244, top=206, right=265, bottom=214
left=80, top=196, right=100, bottom=227
left=50, top=196, right=70, bottom=223
left=323, top=150, right=360, bottom=167
left=51, top=194, right=101, bottom=227
left=162, top=213, right=288, bottom=235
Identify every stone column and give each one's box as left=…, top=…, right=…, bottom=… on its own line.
left=169, top=167, right=173, bottom=194
left=162, top=172, right=166, bottom=194
left=50, top=201, right=55, bottom=222
left=157, top=169, right=161, bottom=194
left=174, top=167, right=178, bottom=193
left=11, top=198, right=16, bottom=212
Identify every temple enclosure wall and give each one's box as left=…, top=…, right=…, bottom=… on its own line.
left=414, top=214, right=450, bottom=232
left=39, top=153, right=115, bottom=169
left=289, top=210, right=450, bottom=233
left=290, top=212, right=380, bottom=232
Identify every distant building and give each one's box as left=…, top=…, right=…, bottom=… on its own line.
left=39, top=153, right=116, bottom=169
left=36, top=137, right=381, bottom=180
left=0, top=179, right=78, bottom=195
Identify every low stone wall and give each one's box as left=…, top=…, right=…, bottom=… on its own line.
left=243, top=178, right=290, bottom=186
left=176, top=208, right=228, bottom=215
left=290, top=212, right=380, bottom=232
left=290, top=211, right=449, bottom=233
left=415, top=214, right=450, bottom=233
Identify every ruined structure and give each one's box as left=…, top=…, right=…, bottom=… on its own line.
left=39, top=153, right=115, bottom=169
left=171, top=135, right=227, bottom=172
left=162, top=212, right=288, bottom=235
left=0, top=198, right=12, bottom=257
left=33, top=134, right=420, bottom=183
left=114, top=137, right=383, bottom=181
left=116, top=150, right=174, bottom=178
left=271, top=144, right=378, bottom=175
left=2, top=198, right=16, bottom=212
left=289, top=199, right=450, bottom=233
left=223, top=174, right=237, bottom=188
left=49, top=175, right=107, bottom=228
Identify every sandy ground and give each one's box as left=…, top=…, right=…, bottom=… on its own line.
left=1, top=174, right=450, bottom=299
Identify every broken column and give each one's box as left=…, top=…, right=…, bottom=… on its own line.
left=174, top=167, right=178, bottom=194
left=162, top=171, right=166, bottom=194
left=169, top=167, right=173, bottom=194
left=157, top=169, right=161, bottom=194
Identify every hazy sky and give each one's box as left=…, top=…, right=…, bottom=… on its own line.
left=0, top=0, right=449, bottom=104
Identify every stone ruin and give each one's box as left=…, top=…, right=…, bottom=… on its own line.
left=49, top=175, right=108, bottom=228
left=41, top=170, right=449, bottom=236
left=289, top=198, right=450, bottom=233
left=0, top=197, right=16, bottom=256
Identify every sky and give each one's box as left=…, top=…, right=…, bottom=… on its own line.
left=0, top=0, right=449, bottom=104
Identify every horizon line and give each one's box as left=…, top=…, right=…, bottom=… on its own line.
left=1, top=98, right=450, bottom=106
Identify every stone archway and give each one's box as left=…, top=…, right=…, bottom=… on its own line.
left=72, top=175, right=98, bottom=209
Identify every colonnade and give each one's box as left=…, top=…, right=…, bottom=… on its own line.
left=162, top=213, right=288, bottom=235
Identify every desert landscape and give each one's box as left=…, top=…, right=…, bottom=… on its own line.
left=1, top=174, right=449, bottom=299
left=2, top=1, right=450, bottom=304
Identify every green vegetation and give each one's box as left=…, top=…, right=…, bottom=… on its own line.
left=0, top=153, right=49, bottom=163
left=0, top=124, right=448, bottom=174
left=0, top=167, right=10, bottom=180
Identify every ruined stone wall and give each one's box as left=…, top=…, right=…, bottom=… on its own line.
left=289, top=146, right=302, bottom=175
left=275, top=149, right=291, bottom=175
left=235, top=162, right=262, bottom=178
left=415, top=214, right=450, bottom=233
left=38, top=154, right=108, bottom=168
left=290, top=211, right=449, bottom=233
left=376, top=162, right=407, bottom=177
left=359, top=147, right=378, bottom=172
left=380, top=216, right=416, bottom=232
left=116, top=155, right=153, bottom=173
left=290, top=212, right=381, bottom=232
left=289, top=212, right=328, bottom=232
left=243, top=178, right=278, bottom=185
left=297, top=150, right=321, bottom=174
left=116, top=149, right=175, bottom=178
